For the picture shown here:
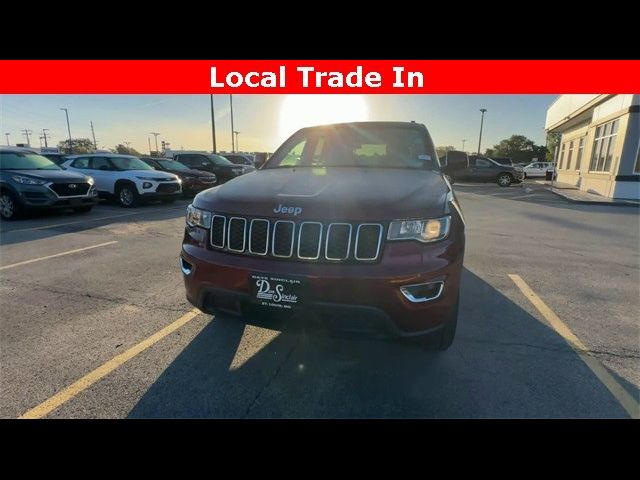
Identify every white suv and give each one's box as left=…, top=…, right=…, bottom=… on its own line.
left=523, top=161, right=555, bottom=178
left=62, top=154, right=182, bottom=207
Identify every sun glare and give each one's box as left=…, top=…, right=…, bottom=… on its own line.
left=278, top=95, right=368, bottom=142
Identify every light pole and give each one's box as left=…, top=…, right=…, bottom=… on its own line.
left=4, top=133, right=9, bottom=146
left=150, top=132, right=160, bottom=154
left=210, top=94, right=217, bottom=153
left=477, top=108, right=487, bottom=155
left=229, top=94, right=235, bottom=152
left=42, top=128, right=50, bottom=148
left=233, top=131, right=240, bottom=152
left=60, top=108, right=72, bottom=154
left=148, top=137, right=152, bottom=155
left=461, top=139, right=466, bottom=151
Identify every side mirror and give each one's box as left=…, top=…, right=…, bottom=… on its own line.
left=442, top=150, right=468, bottom=173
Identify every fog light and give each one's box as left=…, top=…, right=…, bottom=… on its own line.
left=143, top=182, right=152, bottom=189
left=179, top=257, right=194, bottom=276
left=400, top=281, right=444, bottom=303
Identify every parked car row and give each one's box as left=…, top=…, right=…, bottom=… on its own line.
left=0, top=147, right=257, bottom=220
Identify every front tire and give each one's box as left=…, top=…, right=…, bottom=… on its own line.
left=0, top=190, right=22, bottom=220
left=116, top=184, right=139, bottom=208
left=497, top=173, right=513, bottom=187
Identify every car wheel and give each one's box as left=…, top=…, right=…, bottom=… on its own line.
left=497, top=173, right=513, bottom=187
left=0, top=191, right=21, bottom=220
left=73, top=206, right=93, bottom=213
left=116, top=184, right=138, bottom=208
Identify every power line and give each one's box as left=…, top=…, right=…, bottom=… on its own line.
left=21, top=129, right=33, bottom=146
left=150, top=132, right=160, bottom=154
left=90, top=121, right=97, bottom=150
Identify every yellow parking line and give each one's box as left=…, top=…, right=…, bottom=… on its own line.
left=19, top=308, right=202, bottom=419
left=0, top=241, right=118, bottom=271
left=508, top=274, right=639, bottom=419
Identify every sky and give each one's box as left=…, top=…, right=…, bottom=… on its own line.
left=1, top=94, right=557, bottom=154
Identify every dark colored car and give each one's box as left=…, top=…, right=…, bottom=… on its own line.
left=0, top=148, right=98, bottom=220
left=221, top=153, right=255, bottom=166
left=449, top=155, right=523, bottom=186
left=42, top=153, right=68, bottom=165
left=171, top=152, right=254, bottom=184
left=140, top=157, right=217, bottom=195
left=180, top=122, right=467, bottom=350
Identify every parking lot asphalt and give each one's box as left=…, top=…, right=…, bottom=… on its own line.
left=1, top=182, right=638, bottom=418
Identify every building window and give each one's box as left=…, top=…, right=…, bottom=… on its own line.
left=590, top=119, right=619, bottom=172
left=559, top=142, right=566, bottom=169
left=566, top=140, right=574, bottom=170
left=575, top=137, right=584, bottom=170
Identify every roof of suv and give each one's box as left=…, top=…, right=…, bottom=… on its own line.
left=295, top=121, right=427, bottom=132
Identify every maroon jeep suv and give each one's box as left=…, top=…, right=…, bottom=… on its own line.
left=180, top=122, right=466, bottom=349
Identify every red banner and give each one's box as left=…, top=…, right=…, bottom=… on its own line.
left=1, top=60, right=639, bottom=93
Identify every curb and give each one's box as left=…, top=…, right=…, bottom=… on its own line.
left=546, top=187, right=640, bottom=207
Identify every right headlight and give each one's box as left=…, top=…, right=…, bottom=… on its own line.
left=387, top=215, right=451, bottom=243
left=186, top=204, right=212, bottom=228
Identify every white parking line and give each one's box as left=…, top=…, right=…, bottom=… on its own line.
left=0, top=204, right=188, bottom=235
left=0, top=241, right=118, bottom=271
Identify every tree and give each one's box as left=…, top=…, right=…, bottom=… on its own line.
left=57, top=138, right=95, bottom=154
left=111, top=144, right=142, bottom=156
left=485, top=134, right=549, bottom=164
left=545, top=132, right=561, bottom=162
left=436, top=145, right=456, bottom=158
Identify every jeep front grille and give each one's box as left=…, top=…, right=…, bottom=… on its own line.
left=210, top=215, right=384, bottom=263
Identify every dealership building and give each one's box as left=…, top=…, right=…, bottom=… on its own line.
left=545, top=94, right=640, bottom=200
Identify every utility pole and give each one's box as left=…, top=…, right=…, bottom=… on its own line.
left=4, top=133, right=10, bottom=146
left=42, top=128, right=50, bottom=148
left=461, top=139, right=466, bottom=151
left=90, top=121, right=97, bottom=150
left=39, top=136, right=44, bottom=148
left=148, top=137, right=152, bottom=155
left=60, top=108, right=72, bottom=154
left=477, top=108, right=487, bottom=155
left=229, top=94, right=235, bottom=152
left=210, top=94, right=217, bottom=153
left=21, top=129, right=33, bottom=146
left=150, top=132, right=160, bottom=155
left=233, top=131, right=240, bottom=152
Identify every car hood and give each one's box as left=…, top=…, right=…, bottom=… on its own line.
left=171, top=168, right=216, bottom=178
left=4, top=169, right=92, bottom=182
left=193, top=167, right=450, bottom=221
left=127, top=170, right=178, bottom=180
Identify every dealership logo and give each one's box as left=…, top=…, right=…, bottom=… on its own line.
left=255, top=279, right=298, bottom=303
left=68, top=184, right=77, bottom=189
left=273, top=204, right=302, bottom=216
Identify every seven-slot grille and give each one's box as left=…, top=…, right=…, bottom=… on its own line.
left=210, top=215, right=384, bottom=263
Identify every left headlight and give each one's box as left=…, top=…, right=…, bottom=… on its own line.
left=387, top=216, right=451, bottom=243
left=11, top=175, right=47, bottom=185
left=186, top=204, right=212, bottom=228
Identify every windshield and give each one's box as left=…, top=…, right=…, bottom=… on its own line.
left=110, top=156, right=154, bottom=170
left=0, top=152, right=61, bottom=170
left=210, top=154, right=233, bottom=166
left=265, top=124, right=436, bottom=170
left=158, top=159, right=191, bottom=171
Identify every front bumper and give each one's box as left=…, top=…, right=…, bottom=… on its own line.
left=180, top=225, right=464, bottom=338
left=15, top=185, right=99, bottom=209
